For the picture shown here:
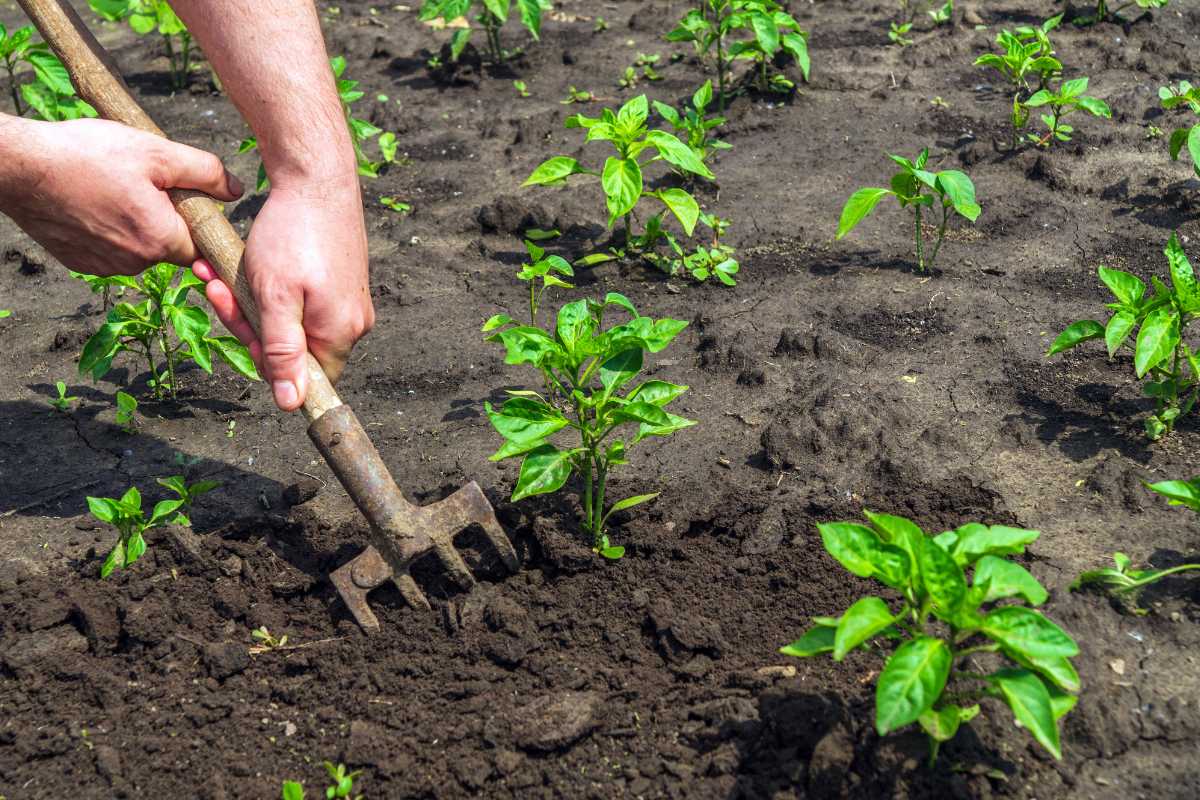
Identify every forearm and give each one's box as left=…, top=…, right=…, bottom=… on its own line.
left=0, top=114, right=45, bottom=205
left=170, top=1, right=356, bottom=190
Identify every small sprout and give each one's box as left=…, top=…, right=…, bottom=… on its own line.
left=281, top=781, right=305, bottom=800
left=889, top=21, right=913, bottom=47
left=513, top=79, right=530, bottom=97
left=115, top=391, right=138, bottom=433
left=380, top=197, right=412, bottom=215
left=49, top=381, right=78, bottom=413
left=251, top=626, right=288, bottom=650
left=930, top=96, right=949, bottom=108
left=0, top=309, right=10, bottom=318
left=226, top=419, right=237, bottom=438
left=928, top=0, right=953, bottom=25
left=1076, top=0, right=1168, bottom=25
left=1024, top=76, right=1111, bottom=147
left=560, top=86, right=595, bottom=104
left=1146, top=124, right=1164, bottom=140
left=837, top=147, right=981, bottom=272
left=594, top=17, right=608, bottom=32
left=322, top=762, right=363, bottom=800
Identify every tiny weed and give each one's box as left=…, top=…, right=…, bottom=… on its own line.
left=49, top=381, right=78, bottom=413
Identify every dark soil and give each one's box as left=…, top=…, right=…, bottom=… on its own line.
left=2, top=1, right=1200, bottom=798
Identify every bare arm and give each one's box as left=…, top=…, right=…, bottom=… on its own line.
left=171, top=0, right=374, bottom=410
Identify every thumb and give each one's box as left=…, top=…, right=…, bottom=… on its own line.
left=154, top=140, right=244, bottom=201
left=257, top=286, right=309, bottom=412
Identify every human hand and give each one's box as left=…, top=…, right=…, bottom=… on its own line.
left=0, top=116, right=242, bottom=275
left=192, top=175, right=373, bottom=411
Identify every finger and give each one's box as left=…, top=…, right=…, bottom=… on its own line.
left=305, top=337, right=352, bottom=385
left=154, top=140, right=244, bottom=201
left=201, top=272, right=260, bottom=348
left=255, top=281, right=309, bottom=412
left=162, top=211, right=200, bottom=266
left=191, top=259, right=216, bottom=282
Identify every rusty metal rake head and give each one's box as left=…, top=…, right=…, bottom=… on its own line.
left=310, top=405, right=519, bottom=633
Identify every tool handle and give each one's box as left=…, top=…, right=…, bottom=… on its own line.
left=16, top=0, right=341, bottom=422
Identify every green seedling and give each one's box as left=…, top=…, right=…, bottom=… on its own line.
left=560, top=86, right=595, bottom=104
left=513, top=79, right=530, bottom=97
left=323, top=762, right=363, bottom=800
left=240, top=56, right=398, bottom=191
left=380, top=196, right=411, bottom=215
left=1075, top=0, right=1168, bottom=25
left=974, top=16, right=1063, bottom=146
left=524, top=95, right=714, bottom=253
left=75, top=263, right=259, bottom=401
left=281, top=782, right=305, bottom=800
left=115, top=391, right=138, bottom=433
left=225, top=419, right=236, bottom=438
left=250, top=626, right=288, bottom=649
left=49, top=381, right=78, bottom=413
left=594, top=17, right=609, bottom=32
left=836, top=148, right=981, bottom=272
left=514, top=240, right=574, bottom=323
left=1159, top=81, right=1200, bottom=179
left=646, top=211, right=739, bottom=285
left=889, top=21, right=913, bottom=47
left=1072, top=552, right=1200, bottom=613
left=419, top=0, right=544, bottom=63
left=1024, top=76, right=1111, bottom=147
left=668, top=0, right=737, bottom=112
left=928, top=0, right=953, bottom=25
left=620, top=55, right=666, bottom=91
left=88, top=476, right=218, bottom=578
left=1, top=22, right=97, bottom=120
left=483, top=292, right=694, bottom=558
left=1047, top=233, right=1199, bottom=440
left=782, top=511, right=1079, bottom=765
left=89, top=0, right=194, bottom=89
left=653, top=80, right=731, bottom=169
left=0, top=309, right=10, bottom=318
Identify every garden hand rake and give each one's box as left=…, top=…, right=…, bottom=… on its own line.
left=17, top=0, right=519, bottom=633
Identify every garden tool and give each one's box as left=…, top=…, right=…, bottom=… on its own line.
left=18, top=0, right=519, bottom=633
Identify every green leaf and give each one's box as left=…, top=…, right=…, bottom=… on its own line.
left=148, top=498, right=185, bottom=527
left=600, top=348, right=643, bottom=393
left=488, top=437, right=549, bottom=462
left=101, top=541, right=123, bottom=578
left=875, top=637, right=952, bottom=735
left=982, top=607, right=1080, bottom=692
left=627, top=380, right=688, bottom=406
left=974, top=555, right=1049, bottom=605
left=863, top=510, right=923, bottom=578
left=1134, top=307, right=1180, bottom=378
left=512, top=444, right=575, bottom=501
left=523, top=156, right=586, bottom=186
left=1104, top=309, right=1137, bottom=357
left=604, top=292, right=638, bottom=317
left=485, top=398, right=569, bottom=443
left=818, top=522, right=911, bottom=590
left=645, top=130, right=715, bottom=180
left=1146, top=478, right=1200, bottom=512
left=836, top=188, right=893, bottom=239
left=1076, top=96, right=1111, bottom=118
left=87, top=496, right=120, bottom=524
left=26, top=50, right=74, bottom=95
left=612, top=401, right=673, bottom=427
left=935, top=170, right=981, bottom=221
left=1047, top=320, right=1104, bottom=356
left=491, top=325, right=562, bottom=367
left=1189, top=126, right=1200, bottom=174
left=601, top=157, right=644, bottom=225
left=833, top=597, right=898, bottom=660
left=780, top=620, right=837, bottom=657
left=919, top=538, right=968, bottom=621
left=482, top=0, right=509, bottom=22
left=918, top=704, right=980, bottom=744
left=602, top=493, right=660, bottom=527
left=281, top=781, right=305, bottom=800
left=1098, top=266, right=1146, bottom=305
left=78, top=321, right=128, bottom=379
left=516, top=0, right=543, bottom=37
left=616, top=94, right=649, bottom=128
left=209, top=336, right=260, bottom=380
left=1168, top=126, right=1190, bottom=160
left=483, top=313, right=515, bottom=332
left=945, top=524, right=1039, bottom=565
left=172, top=304, right=214, bottom=372
left=126, top=532, right=145, bottom=565
left=1165, top=233, right=1199, bottom=309
left=656, top=188, right=701, bottom=236
left=555, top=299, right=594, bottom=355
left=632, top=410, right=696, bottom=443
left=988, top=668, right=1063, bottom=759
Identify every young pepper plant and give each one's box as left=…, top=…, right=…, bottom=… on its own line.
left=1159, top=81, right=1200, bottom=179
left=725, top=0, right=810, bottom=94
left=1, top=23, right=97, bottom=120
left=482, top=293, right=694, bottom=558
left=973, top=16, right=1063, bottom=147
left=419, top=0, right=544, bottom=63
left=1075, top=0, right=1168, bottom=25
left=523, top=95, right=714, bottom=253
left=89, top=0, right=194, bottom=89
left=1024, top=76, right=1111, bottom=147
left=782, top=511, right=1079, bottom=765
left=1047, top=233, right=1199, bottom=440
left=836, top=148, right=981, bottom=272
left=240, top=56, right=398, bottom=191
left=653, top=80, right=731, bottom=169
left=88, top=476, right=218, bottom=578
left=76, top=263, right=259, bottom=400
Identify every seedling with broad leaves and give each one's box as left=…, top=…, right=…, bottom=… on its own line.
left=75, top=263, right=259, bottom=401
left=89, top=0, right=194, bottom=89
left=514, top=240, right=574, bottom=322
left=1024, top=76, right=1111, bottom=147
left=49, top=381, right=78, bottom=413
left=836, top=148, right=981, bottom=272
left=782, top=511, right=1079, bottom=765
left=889, top=22, right=913, bottom=47
left=1, top=22, right=97, bottom=120
left=419, top=0, right=545, bottom=63
left=928, top=0, right=953, bottom=25
left=645, top=211, right=740, bottom=285
left=1047, top=234, right=1199, bottom=440
left=88, top=476, right=218, bottom=578
left=281, top=762, right=362, bottom=800
left=482, top=292, right=694, bottom=558
left=1159, top=81, right=1200, bottom=179
left=240, top=57, right=398, bottom=191
left=973, top=16, right=1063, bottom=146
left=523, top=95, right=714, bottom=253
left=653, top=80, right=731, bottom=170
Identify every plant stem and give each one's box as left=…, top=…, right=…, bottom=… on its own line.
left=624, top=213, right=633, bottom=251
left=157, top=325, right=176, bottom=399
left=927, top=203, right=950, bottom=269
left=592, top=456, right=607, bottom=545
left=953, top=643, right=1000, bottom=659
left=913, top=205, right=925, bottom=271
left=180, top=33, right=192, bottom=86
left=716, top=28, right=727, bottom=113
left=163, top=33, right=177, bottom=90
left=5, top=60, right=22, bottom=116
left=1115, top=563, right=1200, bottom=592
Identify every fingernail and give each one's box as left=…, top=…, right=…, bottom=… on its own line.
left=226, top=170, right=244, bottom=196
left=273, top=380, right=298, bottom=408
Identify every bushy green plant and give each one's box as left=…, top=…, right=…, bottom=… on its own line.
left=483, top=292, right=694, bottom=558
left=973, top=16, right=1063, bottom=146
left=239, top=57, right=397, bottom=191
left=523, top=95, right=714, bottom=252
left=1160, top=81, right=1200, bottom=179
left=653, top=80, right=731, bottom=168
left=836, top=148, right=981, bottom=272
left=1024, top=76, right=1111, bottom=147
left=89, top=0, right=194, bottom=89
left=782, top=511, right=1079, bottom=765
left=1048, top=234, right=1198, bottom=440
left=419, top=0, right=545, bottom=63
left=1, top=22, right=97, bottom=120
left=88, top=476, right=217, bottom=578
left=74, top=263, right=259, bottom=400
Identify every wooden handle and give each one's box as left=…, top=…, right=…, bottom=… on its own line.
left=16, top=0, right=341, bottom=422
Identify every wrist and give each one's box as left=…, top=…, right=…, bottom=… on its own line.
left=0, top=115, right=46, bottom=203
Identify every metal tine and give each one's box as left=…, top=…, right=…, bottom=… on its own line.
left=477, top=515, right=519, bottom=572
left=393, top=572, right=431, bottom=611
left=431, top=534, right=477, bottom=590
left=449, top=482, right=520, bottom=572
